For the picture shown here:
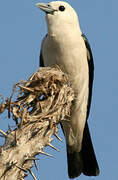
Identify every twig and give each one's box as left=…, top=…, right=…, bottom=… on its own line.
left=0, top=129, right=7, bottom=138
left=48, top=143, right=59, bottom=152
left=28, top=169, right=37, bottom=180
left=54, top=133, right=62, bottom=142
left=39, top=151, right=54, bottom=158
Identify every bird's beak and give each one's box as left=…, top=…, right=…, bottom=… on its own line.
left=36, top=3, right=56, bottom=14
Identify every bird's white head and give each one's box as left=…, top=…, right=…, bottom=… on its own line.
left=36, top=1, right=81, bottom=37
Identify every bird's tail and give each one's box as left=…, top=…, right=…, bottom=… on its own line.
left=67, top=148, right=83, bottom=178
left=67, top=122, right=100, bottom=179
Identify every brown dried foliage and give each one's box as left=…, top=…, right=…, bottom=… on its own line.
left=0, top=67, right=74, bottom=180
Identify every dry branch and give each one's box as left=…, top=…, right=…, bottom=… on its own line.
left=0, top=67, right=74, bottom=180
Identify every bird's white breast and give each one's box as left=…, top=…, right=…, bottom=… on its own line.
left=42, top=34, right=88, bottom=93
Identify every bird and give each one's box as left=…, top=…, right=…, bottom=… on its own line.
left=36, top=1, right=100, bottom=178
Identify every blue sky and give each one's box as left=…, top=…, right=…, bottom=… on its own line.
left=0, top=0, right=117, bottom=180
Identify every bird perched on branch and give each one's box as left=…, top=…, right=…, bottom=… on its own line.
left=36, top=1, right=99, bottom=178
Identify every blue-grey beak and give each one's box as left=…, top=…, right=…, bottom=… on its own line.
left=36, top=2, right=57, bottom=14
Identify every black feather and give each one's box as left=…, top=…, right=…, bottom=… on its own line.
left=82, top=34, right=94, bottom=119
left=39, top=52, right=45, bottom=67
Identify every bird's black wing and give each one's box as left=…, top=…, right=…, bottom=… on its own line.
left=39, top=35, right=48, bottom=67
left=39, top=51, right=45, bottom=67
left=81, top=34, right=100, bottom=176
left=82, top=34, right=94, bottom=119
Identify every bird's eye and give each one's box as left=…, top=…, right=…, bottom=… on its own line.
left=59, top=5, right=65, bottom=11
